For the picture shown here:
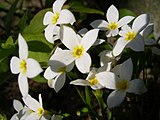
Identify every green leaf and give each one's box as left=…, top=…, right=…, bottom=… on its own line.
left=22, top=33, right=53, bottom=63
left=119, top=8, right=136, bottom=18
left=85, top=86, right=91, bottom=108
left=23, top=8, right=51, bottom=34
left=19, top=11, right=28, bottom=32
left=0, top=58, right=9, bottom=73
left=32, top=75, right=47, bottom=83
left=4, top=0, right=19, bottom=35
left=69, top=1, right=104, bottom=15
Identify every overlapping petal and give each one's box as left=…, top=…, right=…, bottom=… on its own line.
left=44, top=24, right=56, bottom=43
left=13, top=100, right=23, bottom=112
left=118, top=16, right=134, bottom=28
left=43, top=12, right=54, bottom=25
left=70, top=79, right=90, bottom=86
left=54, top=73, right=66, bottom=92
left=90, top=20, right=108, bottom=30
left=53, top=0, right=66, bottom=13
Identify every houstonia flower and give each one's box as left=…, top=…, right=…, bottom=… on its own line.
left=140, top=24, right=160, bottom=55
left=43, top=0, right=76, bottom=43
left=70, top=67, right=115, bottom=90
left=90, top=5, right=134, bottom=37
left=10, top=99, right=31, bottom=120
left=52, top=25, right=99, bottom=73
left=113, top=14, right=149, bottom=56
left=98, top=58, right=147, bottom=108
left=99, top=50, right=120, bottom=67
left=10, top=34, right=43, bottom=97
left=44, top=47, right=74, bottom=92
left=22, top=94, right=51, bottom=120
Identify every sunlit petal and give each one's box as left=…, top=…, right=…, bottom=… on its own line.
left=13, top=100, right=23, bottom=112
left=43, top=11, right=54, bottom=25
left=10, top=56, right=21, bottom=74
left=118, top=16, right=134, bottom=27
left=53, top=0, right=66, bottom=13
left=70, top=79, right=90, bottom=86
left=44, top=67, right=59, bottom=80
left=107, top=5, right=119, bottom=22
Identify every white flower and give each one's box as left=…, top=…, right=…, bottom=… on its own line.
left=43, top=0, right=76, bottom=43
left=22, top=94, right=50, bottom=120
left=70, top=67, right=115, bottom=90
left=10, top=34, right=43, bottom=97
left=52, top=25, right=99, bottom=73
left=10, top=99, right=31, bottom=120
left=44, top=47, right=74, bottom=92
left=98, top=58, right=147, bottom=108
left=113, top=14, right=149, bottom=56
left=90, top=5, right=134, bottom=37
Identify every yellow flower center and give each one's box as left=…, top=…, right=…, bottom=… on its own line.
left=57, top=67, right=66, bottom=73
left=116, top=80, right=129, bottom=92
left=89, top=77, right=98, bottom=86
left=72, top=45, right=84, bottom=58
left=19, top=59, right=27, bottom=74
left=124, top=31, right=136, bottom=41
left=37, top=108, right=44, bottom=117
left=52, top=12, right=60, bottom=24
left=107, top=22, right=118, bottom=30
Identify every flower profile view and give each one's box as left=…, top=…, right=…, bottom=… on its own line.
left=22, top=94, right=50, bottom=120
left=43, top=0, right=76, bottom=43
left=70, top=67, right=115, bottom=90
left=52, top=25, right=99, bottom=73
left=10, top=34, right=43, bottom=97
left=90, top=5, right=134, bottom=37
left=98, top=58, right=147, bottom=108
left=113, top=14, right=149, bottom=56
left=44, top=47, right=74, bottom=92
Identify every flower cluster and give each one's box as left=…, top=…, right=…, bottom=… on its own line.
left=10, top=0, right=160, bottom=119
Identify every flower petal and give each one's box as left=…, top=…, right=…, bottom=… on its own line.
left=23, top=94, right=40, bottom=112
left=10, top=56, right=20, bottom=74
left=58, top=9, right=76, bottom=25
left=18, top=73, right=28, bottom=97
left=107, top=29, right=119, bottom=37
left=120, top=58, right=133, bottom=81
left=44, top=24, right=56, bottom=44
left=96, top=71, right=116, bottom=89
left=43, top=11, right=54, bottom=25
left=70, top=79, right=90, bottom=86
left=118, top=16, right=134, bottom=28
left=107, top=5, right=119, bottom=23
left=26, top=58, right=43, bottom=78
left=25, top=112, right=39, bottom=120
left=107, top=90, right=126, bottom=108
left=127, top=34, right=144, bottom=51
left=53, top=73, right=66, bottom=92
left=145, top=38, right=156, bottom=45
left=152, top=47, right=160, bottom=55
left=75, top=52, right=91, bottom=73
left=66, top=62, right=74, bottom=72
left=78, top=28, right=88, bottom=36
left=90, top=20, right=108, bottom=30
left=141, top=23, right=154, bottom=38
left=60, top=25, right=79, bottom=50
left=127, top=79, right=147, bottom=94
left=39, top=94, right=43, bottom=108
left=81, top=29, right=99, bottom=51
left=18, top=34, right=28, bottom=59
left=113, top=37, right=128, bottom=56
left=13, top=100, right=23, bottom=112
left=132, top=14, right=149, bottom=33
left=44, top=67, right=59, bottom=80
left=53, top=0, right=66, bottom=13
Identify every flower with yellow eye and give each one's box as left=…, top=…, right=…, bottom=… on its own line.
left=98, top=58, right=147, bottom=108
left=43, top=0, right=76, bottom=44
left=22, top=94, right=50, bottom=120
left=52, top=25, right=99, bottom=73
left=10, top=34, right=43, bottom=97
left=90, top=5, right=134, bottom=37
left=113, top=14, right=149, bottom=56
left=70, top=67, right=115, bottom=90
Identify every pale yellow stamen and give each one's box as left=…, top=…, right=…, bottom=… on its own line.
left=37, top=108, right=44, bottom=117
left=89, top=77, right=98, bottom=86
left=72, top=45, right=84, bottom=58
left=19, top=59, right=27, bottom=74
left=116, top=80, right=129, bottom=92
left=125, top=31, right=136, bottom=41
left=107, top=22, right=118, bottom=30
left=52, top=12, right=60, bottom=24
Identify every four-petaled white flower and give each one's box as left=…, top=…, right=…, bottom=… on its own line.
left=52, top=25, right=99, bottom=73
left=98, top=58, right=147, bottom=108
left=44, top=47, right=74, bottom=92
left=70, top=67, right=115, bottom=90
left=22, top=94, right=50, bottom=120
left=10, top=34, right=43, bottom=97
left=113, top=14, right=149, bottom=56
left=90, top=5, right=134, bottom=37
left=43, top=0, right=76, bottom=43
